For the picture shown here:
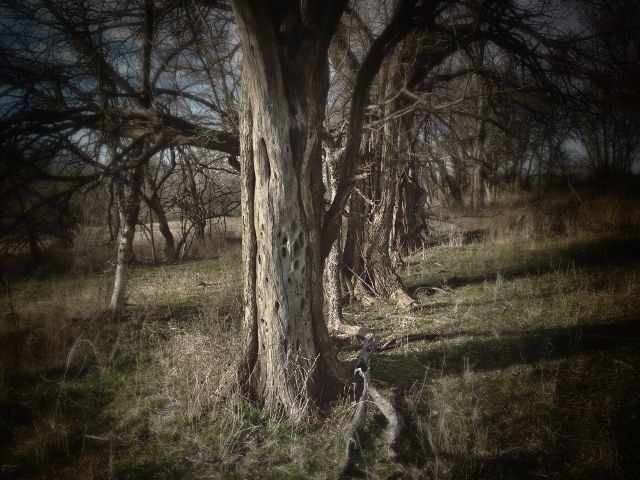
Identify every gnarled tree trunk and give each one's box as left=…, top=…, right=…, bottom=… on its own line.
left=232, top=0, right=346, bottom=419
left=343, top=109, right=415, bottom=309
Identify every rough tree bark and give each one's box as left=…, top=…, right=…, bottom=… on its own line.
left=231, top=0, right=423, bottom=418
left=342, top=74, right=416, bottom=309
left=231, top=0, right=347, bottom=418
left=324, top=144, right=367, bottom=337
left=392, top=160, right=429, bottom=256
left=361, top=116, right=415, bottom=308
left=471, top=43, right=488, bottom=211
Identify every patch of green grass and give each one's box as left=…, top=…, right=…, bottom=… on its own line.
left=2, top=232, right=640, bottom=478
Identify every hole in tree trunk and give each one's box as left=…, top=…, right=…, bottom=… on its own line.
left=259, top=138, right=271, bottom=179
left=275, top=301, right=280, bottom=312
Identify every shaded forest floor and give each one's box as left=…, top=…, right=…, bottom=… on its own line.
left=1, top=194, right=640, bottom=479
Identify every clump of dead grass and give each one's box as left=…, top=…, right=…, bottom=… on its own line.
left=427, top=188, right=640, bottom=250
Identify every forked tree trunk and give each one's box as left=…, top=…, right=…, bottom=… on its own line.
left=232, top=1, right=346, bottom=419
left=110, top=165, right=143, bottom=315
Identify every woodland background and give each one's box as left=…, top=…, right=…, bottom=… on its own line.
left=1, top=0, right=640, bottom=478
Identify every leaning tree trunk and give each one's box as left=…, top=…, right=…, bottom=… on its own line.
left=232, top=0, right=346, bottom=419
left=110, top=165, right=143, bottom=315
left=143, top=193, right=175, bottom=261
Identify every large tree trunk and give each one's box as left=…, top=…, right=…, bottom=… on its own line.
left=343, top=116, right=414, bottom=309
left=232, top=0, right=346, bottom=419
left=142, top=149, right=177, bottom=261
left=110, top=165, right=143, bottom=315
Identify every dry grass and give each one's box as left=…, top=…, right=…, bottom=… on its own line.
left=1, top=191, right=639, bottom=478
left=427, top=188, right=640, bottom=248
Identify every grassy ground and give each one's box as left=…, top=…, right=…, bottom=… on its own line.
left=1, top=197, right=640, bottom=478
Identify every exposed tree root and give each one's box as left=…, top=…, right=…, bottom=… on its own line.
left=378, top=331, right=440, bottom=352
left=340, top=337, right=402, bottom=476
left=330, top=320, right=371, bottom=339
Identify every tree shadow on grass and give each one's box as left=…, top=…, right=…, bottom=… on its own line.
left=409, top=235, right=640, bottom=295
left=373, top=317, right=640, bottom=479
left=373, top=317, right=640, bottom=382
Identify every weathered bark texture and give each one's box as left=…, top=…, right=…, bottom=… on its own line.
left=340, top=337, right=402, bottom=476
left=324, top=145, right=367, bottom=338
left=326, top=17, right=413, bottom=308
left=232, top=0, right=347, bottom=419
left=343, top=80, right=415, bottom=309
left=110, top=164, right=143, bottom=314
left=148, top=210, right=157, bottom=265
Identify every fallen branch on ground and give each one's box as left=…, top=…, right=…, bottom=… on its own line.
left=330, top=322, right=371, bottom=339
left=340, top=336, right=403, bottom=477
left=413, top=286, right=447, bottom=296
left=379, top=331, right=440, bottom=352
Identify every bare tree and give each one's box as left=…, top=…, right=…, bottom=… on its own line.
left=0, top=0, right=241, bottom=311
